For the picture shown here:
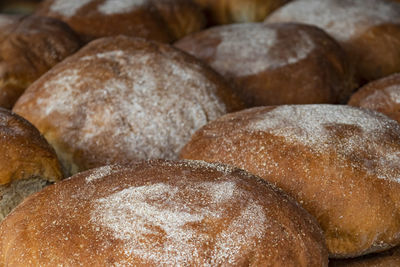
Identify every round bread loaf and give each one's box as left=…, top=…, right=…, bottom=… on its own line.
left=330, top=246, right=400, bottom=267
left=265, top=0, right=400, bottom=83
left=0, top=15, right=81, bottom=109
left=0, top=160, right=328, bottom=266
left=12, top=35, right=242, bottom=175
left=181, top=104, right=400, bottom=258
left=0, top=108, right=63, bottom=221
left=175, top=23, right=354, bottom=107
left=348, top=73, right=400, bottom=124
left=193, top=0, right=290, bottom=25
left=35, top=0, right=206, bottom=43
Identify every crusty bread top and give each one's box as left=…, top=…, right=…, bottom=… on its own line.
left=265, top=0, right=400, bottom=83
left=348, top=73, right=400, bottom=123
left=180, top=105, right=400, bottom=257
left=35, top=0, right=206, bottom=42
left=194, top=0, right=291, bottom=24
left=0, top=160, right=328, bottom=266
left=175, top=22, right=354, bottom=106
left=182, top=104, right=400, bottom=187
left=177, top=23, right=317, bottom=78
left=266, top=0, right=400, bottom=41
left=13, top=36, right=243, bottom=174
left=0, top=15, right=81, bottom=109
left=0, top=108, right=63, bottom=185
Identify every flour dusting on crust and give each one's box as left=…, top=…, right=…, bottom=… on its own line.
left=251, top=105, right=384, bottom=147
left=249, top=105, right=400, bottom=181
left=28, top=45, right=227, bottom=168
left=381, top=85, right=400, bottom=104
left=50, top=0, right=92, bottom=17
left=98, top=0, right=146, bottom=15
left=267, top=0, right=400, bottom=41
left=91, top=180, right=266, bottom=265
left=214, top=24, right=315, bottom=76
left=85, top=165, right=116, bottom=183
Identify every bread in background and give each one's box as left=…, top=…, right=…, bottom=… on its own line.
left=13, top=36, right=243, bottom=175
left=348, top=73, right=400, bottom=124
left=194, top=0, right=291, bottom=25
left=0, top=15, right=81, bottom=109
left=265, top=0, right=400, bottom=84
left=176, top=23, right=355, bottom=107
left=0, top=107, right=63, bottom=221
left=35, top=0, right=206, bottom=43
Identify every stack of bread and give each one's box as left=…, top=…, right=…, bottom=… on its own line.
left=1, top=0, right=400, bottom=265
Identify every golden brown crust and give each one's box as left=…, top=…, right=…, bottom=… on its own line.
left=0, top=160, right=328, bottom=266
left=330, top=246, right=400, bottom=267
left=13, top=35, right=243, bottom=175
left=348, top=73, right=400, bottom=124
left=152, top=0, right=206, bottom=40
left=347, top=24, right=400, bottom=83
left=175, top=23, right=355, bottom=107
left=0, top=108, right=62, bottom=185
left=35, top=0, right=206, bottom=43
left=180, top=105, right=400, bottom=258
left=265, top=0, right=400, bottom=83
left=0, top=15, right=81, bottom=109
left=194, top=0, right=291, bottom=25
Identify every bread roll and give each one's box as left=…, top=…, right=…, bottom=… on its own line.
left=265, top=0, right=400, bottom=83
left=0, top=160, right=328, bottom=266
left=12, top=36, right=242, bottom=175
left=181, top=104, right=400, bottom=258
left=35, top=0, right=206, bottom=43
left=330, top=246, right=400, bottom=267
left=0, top=15, right=81, bottom=109
left=151, top=0, right=206, bottom=40
left=193, top=0, right=291, bottom=25
left=175, top=23, right=355, bottom=107
left=348, top=73, right=400, bottom=124
left=0, top=107, right=63, bottom=221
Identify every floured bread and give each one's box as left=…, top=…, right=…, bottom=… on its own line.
left=349, top=73, right=400, bottom=124
left=175, top=23, right=354, bottom=106
left=181, top=104, right=400, bottom=258
left=35, top=0, right=206, bottom=42
left=13, top=36, right=242, bottom=175
left=0, top=15, right=81, bottom=108
left=265, top=0, right=400, bottom=83
left=0, top=160, right=328, bottom=266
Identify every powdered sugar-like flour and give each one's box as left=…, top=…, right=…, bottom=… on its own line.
left=249, top=105, right=400, bottom=181
left=90, top=180, right=266, bottom=265
left=266, top=0, right=400, bottom=41
left=33, top=47, right=227, bottom=165
left=98, top=0, right=146, bottom=15
left=85, top=165, right=115, bottom=183
left=355, top=85, right=400, bottom=112
left=214, top=24, right=315, bottom=76
left=50, top=0, right=92, bottom=17
left=251, top=105, right=383, bottom=147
